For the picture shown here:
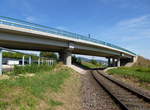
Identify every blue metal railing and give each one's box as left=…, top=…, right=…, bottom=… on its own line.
left=0, top=16, right=136, bottom=55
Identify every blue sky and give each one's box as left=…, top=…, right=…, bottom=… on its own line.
left=0, top=0, right=150, bottom=59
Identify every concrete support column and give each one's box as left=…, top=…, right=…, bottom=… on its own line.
left=108, top=58, right=111, bottom=67
left=64, top=51, right=72, bottom=66
left=117, top=58, right=121, bottom=67
left=59, top=51, right=72, bottom=66
left=112, top=58, right=115, bottom=67
left=29, top=56, right=32, bottom=65
left=0, top=49, right=2, bottom=75
left=50, top=60, right=51, bottom=65
left=59, top=52, right=65, bottom=62
left=22, top=55, right=25, bottom=66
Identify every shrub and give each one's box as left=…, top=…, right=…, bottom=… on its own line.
left=12, top=64, right=56, bottom=75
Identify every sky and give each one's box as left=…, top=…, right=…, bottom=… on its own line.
left=0, top=0, right=150, bottom=59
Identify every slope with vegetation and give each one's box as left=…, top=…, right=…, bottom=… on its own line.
left=0, top=63, right=82, bottom=110
left=107, top=56, right=150, bottom=90
left=107, top=66, right=150, bottom=90
left=72, top=56, right=104, bottom=69
left=132, top=56, right=150, bottom=67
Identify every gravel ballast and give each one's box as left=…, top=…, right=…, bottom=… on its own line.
left=81, top=71, right=121, bottom=110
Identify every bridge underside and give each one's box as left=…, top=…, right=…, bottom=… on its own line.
left=0, top=31, right=132, bottom=58
left=0, top=27, right=135, bottom=74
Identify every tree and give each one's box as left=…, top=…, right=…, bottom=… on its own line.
left=3, top=52, right=39, bottom=60
left=90, top=59, right=102, bottom=66
left=40, top=52, right=57, bottom=60
left=72, top=55, right=81, bottom=64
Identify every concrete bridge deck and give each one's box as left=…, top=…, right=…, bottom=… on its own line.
left=0, top=16, right=136, bottom=74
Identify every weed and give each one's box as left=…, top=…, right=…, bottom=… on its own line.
left=0, top=102, right=9, bottom=110
left=0, top=64, right=70, bottom=109
left=11, top=64, right=56, bottom=75
left=48, top=99, right=63, bottom=106
left=108, top=67, right=150, bottom=83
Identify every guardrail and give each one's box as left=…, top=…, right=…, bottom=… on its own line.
left=0, top=16, right=136, bottom=55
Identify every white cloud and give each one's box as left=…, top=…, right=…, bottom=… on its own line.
left=103, top=15, right=150, bottom=40
left=56, top=26, right=68, bottom=30
left=26, top=16, right=36, bottom=22
left=100, top=15, right=150, bottom=58
left=117, top=15, right=150, bottom=29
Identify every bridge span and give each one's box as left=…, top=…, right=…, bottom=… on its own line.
left=0, top=16, right=136, bottom=74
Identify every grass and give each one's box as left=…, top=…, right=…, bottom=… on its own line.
left=0, top=63, right=72, bottom=110
left=133, top=56, right=150, bottom=68
left=107, top=67, right=150, bottom=90
left=107, top=67, right=150, bottom=83
left=10, top=64, right=55, bottom=75
left=81, top=61, right=102, bottom=69
left=48, top=99, right=63, bottom=107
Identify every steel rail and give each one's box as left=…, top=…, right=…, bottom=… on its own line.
left=92, top=70, right=150, bottom=110
left=92, top=71, right=129, bottom=110
left=97, top=70, right=150, bottom=102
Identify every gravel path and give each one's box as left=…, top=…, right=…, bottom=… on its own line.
left=81, top=71, right=121, bottom=110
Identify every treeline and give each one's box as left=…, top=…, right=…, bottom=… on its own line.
left=72, top=55, right=102, bottom=66
left=3, top=52, right=38, bottom=59
left=3, top=51, right=58, bottom=60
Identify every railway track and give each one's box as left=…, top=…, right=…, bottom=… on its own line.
left=92, top=70, right=150, bottom=110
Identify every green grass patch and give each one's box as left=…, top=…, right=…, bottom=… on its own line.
left=0, top=102, right=9, bottom=110
left=0, top=64, right=71, bottom=110
left=48, top=99, right=63, bottom=106
left=107, top=67, right=150, bottom=83
left=10, top=64, right=55, bottom=75
left=81, top=61, right=102, bottom=68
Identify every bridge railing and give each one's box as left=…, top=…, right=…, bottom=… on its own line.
left=0, top=16, right=136, bottom=55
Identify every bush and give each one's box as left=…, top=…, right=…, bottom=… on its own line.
left=90, top=59, right=97, bottom=65
left=12, top=64, right=56, bottom=75
left=72, top=56, right=81, bottom=64
left=3, top=52, right=39, bottom=60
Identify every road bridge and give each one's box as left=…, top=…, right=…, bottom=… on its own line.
left=0, top=16, right=136, bottom=74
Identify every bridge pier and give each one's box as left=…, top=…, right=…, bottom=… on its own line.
left=108, top=58, right=111, bottom=67
left=29, top=56, right=32, bottom=65
left=22, top=55, right=25, bottom=66
left=0, top=48, right=2, bottom=75
left=59, top=51, right=72, bottom=66
left=112, top=58, right=116, bottom=67
left=117, top=58, right=121, bottom=67
left=108, top=57, right=121, bottom=67
left=38, top=58, right=40, bottom=65
left=59, top=52, right=65, bottom=62
left=64, top=51, right=72, bottom=65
